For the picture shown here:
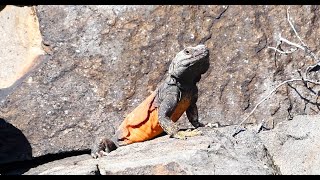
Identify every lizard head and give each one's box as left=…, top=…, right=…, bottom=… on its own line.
left=168, top=44, right=210, bottom=84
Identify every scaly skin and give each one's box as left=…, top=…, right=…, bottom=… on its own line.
left=91, top=44, right=210, bottom=158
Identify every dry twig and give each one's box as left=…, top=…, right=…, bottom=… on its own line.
left=233, top=7, right=320, bottom=137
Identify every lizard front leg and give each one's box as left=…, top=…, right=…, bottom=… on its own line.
left=186, top=103, right=205, bottom=128
left=175, top=103, right=205, bottom=138
left=158, top=92, right=181, bottom=138
left=158, top=90, right=199, bottom=140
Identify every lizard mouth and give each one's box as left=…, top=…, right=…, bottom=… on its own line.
left=191, top=44, right=209, bottom=59
left=193, top=50, right=209, bottom=60
left=186, top=49, right=209, bottom=67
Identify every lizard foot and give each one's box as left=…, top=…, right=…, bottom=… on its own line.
left=185, top=129, right=203, bottom=136
left=171, top=129, right=203, bottom=140
left=91, top=150, right=109, bottom=159
left=91, top=137, right=117, bottom=159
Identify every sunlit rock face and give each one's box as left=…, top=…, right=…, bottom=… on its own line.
left=1, top=5, right=320, bottom=164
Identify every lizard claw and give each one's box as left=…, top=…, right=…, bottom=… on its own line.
left=91, top=150, right=108, bottom=159
left=191, top=122, right=205, bottom=128
left=192, top=129, right=203, bottom=135
left=171, top=129, right=203, bottom=140
left=171, top=131, right=187, bottom=140
left=91, top=150, right=109, bottom=159
left=197, top=122, right=206, bottom=127
left=91, top=152, right=98, bottom=159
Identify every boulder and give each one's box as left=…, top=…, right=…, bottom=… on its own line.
left=24, top=127, right=279, bottom=175
left=1, top=5, right=320, bottom=163
left=259, top=115, right=320, bottom=175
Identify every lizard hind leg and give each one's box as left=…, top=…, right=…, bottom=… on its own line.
left=91, top=137, right=118, bottom=158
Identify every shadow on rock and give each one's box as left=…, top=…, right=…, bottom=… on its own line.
left=0, top=118, right=32, bottom=174
left=0, top=6, right=5, bottom=12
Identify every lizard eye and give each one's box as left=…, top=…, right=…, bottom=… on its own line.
left=184, top=49, right=190, bottom=55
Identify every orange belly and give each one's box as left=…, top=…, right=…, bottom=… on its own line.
left=116, top=92, right=191, bottom=144
left=118, top=107, right=163, bottom=144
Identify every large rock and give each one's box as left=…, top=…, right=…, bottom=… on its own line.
left=0, top=5, right=44, bottom=165
left=21, top=115, right=320, bottom=175
left=23, top=155, right=99, bottom=175
left=259, top=115, right=320, bottom=175
left=1, top=5, right=320, bottom=162
left=0, top=5, right=44, bottom=94
left=23, top=127, right=279, bottom=175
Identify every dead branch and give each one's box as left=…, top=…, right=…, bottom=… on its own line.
left=287, top=7, right=306, bottom=47
left=233, top=7, right=320, bottom=137
left=237, top=78, right=320, bottom=126
left=267, top=46, right=297, bottom=54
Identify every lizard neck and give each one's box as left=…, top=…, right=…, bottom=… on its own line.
left=166, top=75, right=196, bottom=91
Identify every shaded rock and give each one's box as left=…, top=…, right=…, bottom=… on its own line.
left=23, top=127, right=279, bottom=175
left=0, top=118, right=32, bottom=165
left=259, top=115, right=320, bottom=175
left=1, top=5, right=320, bottom=162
